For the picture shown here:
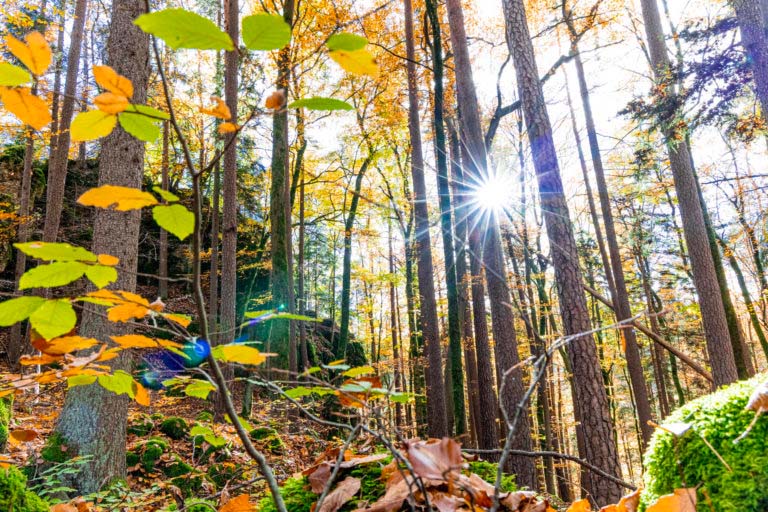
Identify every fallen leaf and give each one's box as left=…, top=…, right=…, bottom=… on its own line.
left=317, top=476, right=361, bottom=512
left=218, top=494, right=253, bottom=512
left=645, top=488, right=696, bottom=512
left=746, top=381, right=768, bottom=412
left=10, top=429, right=38, bottom=442
left=405, top=438, right=463, bottom=482
left=599, top=489, right=641, bottom=512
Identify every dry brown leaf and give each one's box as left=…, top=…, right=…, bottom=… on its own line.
left=746, top=381, right=768, bottom=412
left=316, top=476, right=361, bottom=512
left=567, top=499, right=592, bottom=512
left=645, top=488, right=696, bottom=512
left=599, top=489, right=641, bottom=512
left=10, top=429, right=38, bottom=442
left=353, top=476, right=410, bottom=512
left=50, top=504, right=78, bottom=512
left=309, top=462, right=332, bottom=493
left=405, top=438, right=463, bottom=482
left=430, top=492, right=466, bottom=512
left=500, top=490, right=537, bottom=510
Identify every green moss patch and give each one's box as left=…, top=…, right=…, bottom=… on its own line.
left=642, top=375, right=768, bottom=511
left=0, top=466, right=48, bottom=512
left=0, top=396, right=12, bottom=452
left=159, top=417, right=189, bottom=440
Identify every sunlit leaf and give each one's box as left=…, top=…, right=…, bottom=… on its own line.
left=29, top=299, right=77, bottom=340
left=342, top=365, right=375, bottom=378
left=218, top=494, right=253, bottom=512
left=5, top=32, right=51, bottom=75
left=284, top=386, right=335, bottom=399
left=190, top=425, right=227, bottom=448
left=44, top=335, right=100, bottom=355
left=10, top=429, right=38, bottom=442
left=0, top=296, right=45, bottom=326
left=212, top=344, right=267, bottom=365
left=241, top=13, right=291, bottom=50
left=94, top=92, right=129, bottom=114
left=108, top=302, right=150, bottom=323
left=92, top=65, right=133, bottom=97
left=111, top=334, right=158, bottom=349
left=19, top=261, right=87, bottom=290
left=78, top=184, right=158, bottom=211
left=200, top=96, right=231, bottom=120
left=67, top=374, right=98, bottom=388
left=97, top=254, right=120, bottom=266
left=152, top=204, right=194, bottom=240
left=0, top=87, right=52, bottom=130
left=218, top=122, right=237, bottom=134
left=118, top=111, right=160, bottom=142
left=84, top=264, right=118, bottom=288
left=125, top=103, right=169, bottom=120
left=133, top=379, right=150, bottom=406
left=152, top=186, right=179, bottom=202
left=288, top=97, right=353, bottom=111
left=0, top=62, right=31, bottom=86
left=162, top=312, right=191, bottom=327
left=14, top=241, right=97, bottom=262
left=70, top=110, right=117, bottom=142
left=98, top=370, right=135, bottom=397
left=326, top=33, right=368, bottom=52
left=646, top=488, right=697, bottom=512
left=184, top=380, right=216, bottom=399
left=134, top=8, right=234, bottom=51
left=329, top=49, right=378, bottom=77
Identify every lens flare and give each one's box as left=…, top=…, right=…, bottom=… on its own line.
left=468, top=170, right=515, bottom=214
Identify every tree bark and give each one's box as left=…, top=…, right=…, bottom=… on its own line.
left=209, top=154, right=221, bottom=334
left=158, top=121, right=170, bottom=299
left=42, top=0, right=88, bottom=243
left=402, top=0, right=448, bottom=438
left=54, top=0, right=149, bottom=492
left=639, top=0, right=739, bottom=387
left=732, top=0, right=768, bottom=122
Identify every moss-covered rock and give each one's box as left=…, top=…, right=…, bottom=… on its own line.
left=0, top=465, right=48, bottom=512
left=159, top=417, right=189, bottom=440
left=127, top=414, right=155, bottom=437
left=642, top=375, right=768, bottom=511
left=196, top=411, right=214, bottom=423
left=40, top=432, right=71, bottom=463
left=207, top=462, right=240, bottom=488
left=249, top=427, right=285, bottom=454
left=126, top=449, right=140, bottom=467
left=140, top=437, right=169, bottom=472
left=0, top=396, right=12, bottom=452
left=163, top=456, right=193, bottom=479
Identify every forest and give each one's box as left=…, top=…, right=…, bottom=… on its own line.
left=0, top=0, right=767, bottom=510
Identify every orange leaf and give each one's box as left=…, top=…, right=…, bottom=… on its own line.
left=599, top=489, right=641, bottom=512
left=265, top=90, right=285, bottom=110
left=646, top=488, right=696, bottom=512
left=0, top=87, right=52, bottom=130
left=218, top=494, right=253, bottom=512
left=201, top=96, right=231, bottom=120
left=107, top=302, right=149, bottom=322
left=567, top=499, right=592, bottom=512
left=50, top=504, right=78, bottom=512
left=43, top=335, right=100, bottom=355
left=6, top=32, right=51, bottom=75
left=93, top=65, right=134, bottom=98
left=94, top=92, right=129, bottom=114
left=218, top=122, right=238, bottom=134
left=96, top=347, right=121, bottom=361
left=111, top=334, right=159, bottom=349
left=19, top=353, right=62, bottom=365
left=10, top=429, right=38, bottom=442
left=163, top=313, right=191, bottom=327
left=134, top=380, right=150, bottom=406
left=97, top=254, right=120, bottom=266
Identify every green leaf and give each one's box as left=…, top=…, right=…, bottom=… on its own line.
left=326, top=33, right=368, bottom=51
left=190, top=425, right=227, bottom=448
left=152, top=204, right=194, bottom=240
left=29, top=299, right=77, bottom=340
left=271, top=312, right=319, bottom=321
left=68, top=375, right=98, bottom=388
left=0, top=296, right=46, bottom=326
left=70, top=110, right=117, bottom=142
left=15, top=242, right=97, bottom=262
left=0, top=62, right=32, bottom=86
left=98, top=370, right=135, bottom=397
left=19, top=261, right=87, bottom=290
left=243, top=309, right=273, bottom=319
left=389, top=392, right=412, bottom=404
left=152, top=186, right=179, bottom=202
left=84, top=264, right=118, bottom=289
left=284, top=386, right=335, bottom=399
left=241, top=13, right=291, bottom=51
left=134, top=8, right=234, bottom=51
left=342, top=365, right=375, bottom=378
left=288, top=97, right=354, bottom=111
left=184, top=380, right=216, bottom=399
left=118, top=112, right=160, bottom=142
left=125, top=104, right=170, bottom=120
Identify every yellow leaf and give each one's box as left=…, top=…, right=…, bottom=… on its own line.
left=111, top=334, right=158, bottom=349
left=0, top=87, right=51, bottom=130
left=70, top=110, right=117, bottom=141
left=265, top=89, right=285, bottom=110
left=134, top=380, right=150, bottom=406
left=93, top=65, right=134, bottom=98
left=94, top=92, right=129, bottom=114
left=78, top=184, right=158, bottom=211
left=218, top=494, right=253, bottom=512
left=97, top=254, right=120, bottom=266
left=218, top=122, right=237, bottom=134
left=567, top=499, right=592, bottom=512
left=163, top=312, right=191, bottom=328
left=96, top=347, right=121, bottom=361
left=213, top=344, right=267, bottom=366
left=107, top=302, right=150, bottom=323
left=646, top=488, right=696, bottom=512
left=329, top=49, right=379, bottom=77
left=201, top=96, right=231, bottom=120
left=5, top=32, right=51, bottom=75
left=44, top=335, right=100, bottom=355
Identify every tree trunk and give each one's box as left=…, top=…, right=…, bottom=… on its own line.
left=158, top=121, right=170, bottom=299
left=209, top=153, right=221, bottom=334
left=42, top=0, right=88, bottom=243
left=49, top=7, right=66, bottom=158
left=501, top=0, right=623, bottom=503
left=54, top=0, right=149, bottom=492
left=732, top=0, right=768, bottom=121
left=219, top=0, right=239, bottom=415
left=388, top=220, right=404, bottom=426
left=270, top=0, right=297, bottom=373
left=639, top=0, right=739, bottom=387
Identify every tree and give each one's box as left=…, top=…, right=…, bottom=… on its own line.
left=402, top=0, right=448, bottom=438
left=638, top=0, right=739, bottom=387
left=53, top=0, right=149, bottom=492
left=731, top=0, right=768, bottom=121
left=501, top=0, right=623, bottom=503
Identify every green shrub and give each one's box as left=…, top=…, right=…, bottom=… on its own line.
left=467, top=460, right=517, bottom=493
left=0, top=466, right=48, bottom=512
left=0, top=396, right=12, bottom=451
left=642, top=375, right=768, bottom=512
left=258, top=476, right=317, bottom=512
left=159, top=417, right=189, bottom=440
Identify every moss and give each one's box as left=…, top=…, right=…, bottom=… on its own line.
left=159, top=417, right=189, bottom=440
left=196, top=411, right=214, bottom=423
left=207, top=462, right=240, bottom=488
left=258, top=476, right=317, bottom=512
left=40, top=432, right=71, bottom=464
left=249, top=427, right=277, bottom=440
left=163, top=456, right=193, bottom=478
left=348, top=462, right=387, bottom=507
left=140, top=438, right=169, bottom=472
left=171, top=474, right=203, bottom=496
left=642, top=375, right=768, bottom=512
left=0, top=466, right=48, bottom=512
left=249, top=427, right=285, bottom=454
left=0, top=396, right=12, bottom=451
left=166, top=501, right=217, bottom=512
left=467, top=461, right=517, bottom=493
left=127, top=414, right=154, bottom=437
left=126, top=450, right=140, bottom=467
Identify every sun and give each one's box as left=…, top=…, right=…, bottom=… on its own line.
left=468, top=170, right=515, bottom=215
